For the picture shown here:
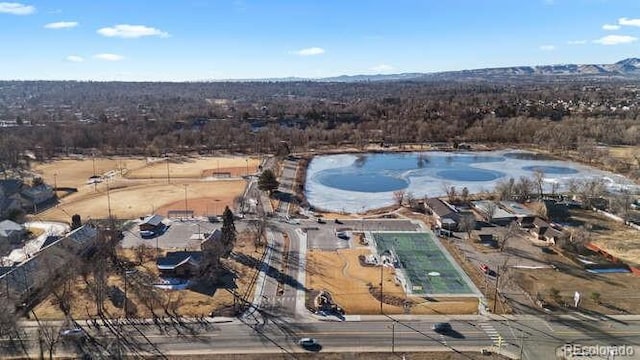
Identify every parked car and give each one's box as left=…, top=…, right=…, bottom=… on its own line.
left=139, top=230, right=156, bottom=238
left=336, top=232, right=349, bottom=240
left=432, top=322, right=452, bottom=333
left=317, top=218, right=326, bottom=224
left=480, top=264, right=489, bottom=274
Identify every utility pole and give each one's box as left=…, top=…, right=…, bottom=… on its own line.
left=380, top=264, right=384, bottom=314
left=183, top=184, right=189, bottom=216
left=392, top=322, right=395, bottom=354
left=493, top=265, right=500, bottom=313
left=166, top=158, right=171, bottom=184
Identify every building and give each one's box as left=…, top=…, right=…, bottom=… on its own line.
left=531, top=218, right=565, bottom=244
left=156, top=251, right=202, bottom=278
left=424, top=198, right=460, bottom=230
left=500, top=201, right=536, bottom=227
left=0, top=224, right=97, bottom=306
left=0, top=180, right=24, bottom=219
left=471, top=200, right=517, bottom=226
left=20, top=184, right=55, bottom=212
left=139, top=214, right=165, bottom=233
left=0, top=220, right=25, bottom=244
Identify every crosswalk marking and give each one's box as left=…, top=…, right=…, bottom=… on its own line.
left=478, top=321, right=502, bottom=347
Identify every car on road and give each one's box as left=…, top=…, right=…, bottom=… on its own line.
left=316, top=218, right=326, bottom=224
left=336, top=232, right=349, bottom=240
left=480, top=264, right=489, bottom=274
left=432, top=322, right=452, bottom=333
left=298, top=337, right=319, bottom=348
left=60, top=328, right=84, bottom=337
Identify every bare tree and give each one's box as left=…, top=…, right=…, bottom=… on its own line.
left=499, top=221, right=519, bottom=252
left=460, top=187, right=470, bottom=204
left=133, top=243, right=154, bottom=265
left=458, top=213, right=476, bottom=241
left=533, top=169, right=545, bottom=199
left=485, top=201, right=498, bottom=224
left=392, top=190, right=405, bottom=206
left=610, top=189, right=634, bottom=222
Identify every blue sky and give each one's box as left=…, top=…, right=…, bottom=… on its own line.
left=1, top=0, right=640, bottom=81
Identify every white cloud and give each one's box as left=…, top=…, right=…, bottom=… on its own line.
left=370, top=64, right=394, bottom=73
left=593, top=34, right=637, bottom=45
left=618, top=17, right=640, bottom=27
left=93, top=53, right=124, bottom=61
left=291, top=47, right=325, bottom=56
left=97, top=24, right=169, bottom=39
left=44, top=21, right=78, bottom=29
left=602, top=24, right=621, bottom=31
left=567, top=40, right=587, bottom=45
left=0, top=2, right=35, bottom=15
left=65, top=55, right=84, bottom=63
left=539, top=44, right=556, bottom=51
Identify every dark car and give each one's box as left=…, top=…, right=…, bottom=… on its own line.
left=298, top=337, right=320, bottom=350
left=317, top=218, right=326, bottom=224
left=432, top=322, right=452, bottom=333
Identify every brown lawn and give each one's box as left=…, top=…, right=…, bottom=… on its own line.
left=125, top=157, right=260, bottom=179
left=32, top=157, right=149, bottom=188
left=38, top=180, right=246, bottom=222
left=33, top=234, right=264, bottom=320
left=569, top=209, right=640, bottom=266
left=514, top=268, right=640, bottom=314
left=307, top=249, right=477, bottom=315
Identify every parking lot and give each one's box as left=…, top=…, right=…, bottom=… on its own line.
left=121, top=219, right=223, bottom=250
left=305, top=218, right=421, bottom=250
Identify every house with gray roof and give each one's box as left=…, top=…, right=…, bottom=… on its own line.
left=0, top=219, right=25, bottom=245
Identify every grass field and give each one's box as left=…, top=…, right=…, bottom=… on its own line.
left=373, top=232, right=474, bottom=295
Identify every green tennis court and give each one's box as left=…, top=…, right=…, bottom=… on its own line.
left=373, top=232, right=474, bottom=295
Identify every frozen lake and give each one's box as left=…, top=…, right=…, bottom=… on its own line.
left=304, top=150, right=637, bottom=213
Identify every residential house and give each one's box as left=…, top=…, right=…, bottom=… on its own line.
left=0, top=224, right=97, bottom=305
left=471, top=200, right=517, bottom=226
left=0, top=179, right=24, bottom=219
left=20, top=184, right=55, bottom=212
left=0, top=219, right=25, bottom=244
left=531, top=218, right=565, bottom=244
left=139, top=214, right=166, bottom=233
left=156, top=251, right=202, bottom=278
left=425, top=198, right=460, bottom=230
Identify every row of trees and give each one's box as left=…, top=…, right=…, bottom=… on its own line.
left=1, top=80, right=640, bottom=181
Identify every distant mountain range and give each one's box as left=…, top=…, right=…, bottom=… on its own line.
left=232, top=58, right=640, bottom=82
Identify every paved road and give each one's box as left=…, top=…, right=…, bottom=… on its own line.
left=6, top=315, right=640, bottom=358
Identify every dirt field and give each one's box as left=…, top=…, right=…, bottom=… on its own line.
left=306, top=249, right=478, bottom=315
left=31, top=155, right=255, bottom=222
left=33, top=233, right=263, bottom=320
left=125, top=157, right=260, bottom=179
left=38, top=180, right=246, bottom=222
left=32, top=157, right=148, bottom=188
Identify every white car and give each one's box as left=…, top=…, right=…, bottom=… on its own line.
left=60, top=328, right=84, bottom=337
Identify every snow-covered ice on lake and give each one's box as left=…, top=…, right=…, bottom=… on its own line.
left=304, top=150, right=638, bottom=213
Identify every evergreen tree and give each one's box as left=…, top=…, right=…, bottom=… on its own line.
left=258, top=169, right=280, bottom=194
left=221, top=206, right=236, bottom=256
